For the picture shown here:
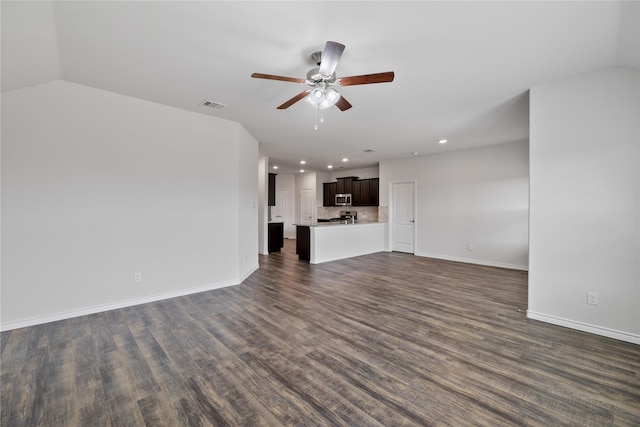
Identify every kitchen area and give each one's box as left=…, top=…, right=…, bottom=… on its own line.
left=264, top=165, right=388, bottom=264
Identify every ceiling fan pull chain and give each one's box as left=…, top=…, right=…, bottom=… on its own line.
left=314, top=105, right=319, bottom=130
left=320, top=108, right=325, bottom=124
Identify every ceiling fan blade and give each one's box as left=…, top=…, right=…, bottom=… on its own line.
left=277, top=90, right=311, bottom=109
left=318, top=41, right=345, bottom=77
left=251, top=73, right=306, bottom=84
left=338, top=71, right=395, bottom=86
left=335, top=96, right=352, bottom=111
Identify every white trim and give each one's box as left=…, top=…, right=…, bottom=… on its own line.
left=527, top=311, right=640, bottom=345
left=388, top=179, right=418, bottom=254
left=239, top=264, right=259, bottom=282
left=416, top=252, right=529, bottom=271
left=0, top=278, right=245, bottom=332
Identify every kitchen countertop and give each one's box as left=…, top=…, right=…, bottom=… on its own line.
left=297, top=221, right=387, bottom=227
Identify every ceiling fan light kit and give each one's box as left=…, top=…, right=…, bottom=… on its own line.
left=252, top=41, right=394, bottom=129
left=307, top=85, right=340, bottom=109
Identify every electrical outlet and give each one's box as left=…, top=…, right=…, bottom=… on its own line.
left=467, top=243, right=474, bottom=251
left=587, top=291, right=599, bottom=306
left=134, top=272, right=142, bottom=283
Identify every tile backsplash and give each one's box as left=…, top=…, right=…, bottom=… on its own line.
left=378, top=206, right=388, bottom=222
left=317, top=206, right=379, bottom=222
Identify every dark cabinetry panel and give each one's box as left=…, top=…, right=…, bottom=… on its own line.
left=323, top=176, right=379, bottom=206
left=336, top=177, right=357, bottom=194
left=369, top=178, right=379, bottom=206
left=352, top=180, right=370, bottom=206
left=268, top=222, right=283, bottom=253
left=268, top=173, right=277, bottom=206
left=296, top=225, right=310, bottom=261
left=352, top=178, right=379, bottom=206
left=323, top=182, right=337, bottom=207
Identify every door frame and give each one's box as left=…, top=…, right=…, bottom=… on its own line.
left=388, top=180, right=417, bottom=254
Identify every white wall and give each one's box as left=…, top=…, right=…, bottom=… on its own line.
left=380, top=141, right=529, bottom=270
left=237, top=126, right=259, bottom=279
left=0, top=1, right=61, bottom=91
left=257, top=157, right=268, bottom=255
left=1, top=80, right=258, bottom=329
left=528, top=67, right=639, bottom=343
left=329, top=166, right=379, bottom=181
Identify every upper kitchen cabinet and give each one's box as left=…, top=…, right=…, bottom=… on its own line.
left=268, top=173, right=276, bottom=206
left=323, top=182, right=337, bottom=207
left=336, top=177, right=357, bottom=194
left=352, top=180, right=367, bottom=206
left=369, top=178, right=379, bottom=206
left=325, top=177, right=379, bottom=206
left=353, top=178, right=379, bottom=206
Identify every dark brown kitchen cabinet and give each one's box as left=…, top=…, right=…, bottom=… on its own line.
left=369, top=178, right=379, bottom=206
left=323, top=182, right=337, bottom=206
left=268, top=173, right=277, bottom=206
left=296, top=225, right=310, bottom=261
left=336, top=177, right=357, bottom=194
left=352, top=178, right=379, bottom=206
left=268, top=222, right=283, bottom=253
left=352, top=180, right=369, bottom=206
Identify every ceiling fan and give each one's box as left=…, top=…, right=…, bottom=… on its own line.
left=251, top=41, right=394, bottom=113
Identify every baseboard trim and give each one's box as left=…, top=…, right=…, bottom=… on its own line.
left=527, top=311, right=640, bottom=345
left=0, top=278, right=244, bottom=332
left=239, top=264, right=259, bottom=282
left=415, top=252, right=529, bottom=271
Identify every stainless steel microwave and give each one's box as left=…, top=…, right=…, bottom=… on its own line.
left=335, top=193, right=352, bottom=206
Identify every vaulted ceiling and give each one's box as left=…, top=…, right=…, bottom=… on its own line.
left=2, top=1, right=638, bottom=173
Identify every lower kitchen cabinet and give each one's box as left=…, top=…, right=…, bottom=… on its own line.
left=268, top=222, right=284, bottom=253
left=296, top=225, right=310, bottom=261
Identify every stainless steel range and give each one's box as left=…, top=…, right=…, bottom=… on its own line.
left=340, top=210, right=357, bottom=223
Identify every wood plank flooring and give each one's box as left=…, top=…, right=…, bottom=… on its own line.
left=2, top=240, right=639, bottom=426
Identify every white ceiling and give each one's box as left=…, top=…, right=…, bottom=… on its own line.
left=2, top=1, right=638, bottom=174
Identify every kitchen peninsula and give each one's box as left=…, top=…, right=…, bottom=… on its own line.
left=296, top=221, right=388, bottom=264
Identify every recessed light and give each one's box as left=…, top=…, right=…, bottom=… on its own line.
left=300, top=160, right=306, bottom=164
left=299, top=169, right=305, bottom=173
left=438, top=139, right=448, bottom=144
left=327, top=165, right=333, bottom=169
left=272, top=165, right=278, bottom=169
left=412, top=152, right=418, bottom=156
left=342, top=158, right=349, bottom=162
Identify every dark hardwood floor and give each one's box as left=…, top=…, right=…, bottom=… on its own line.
left=2, top=240, right=639, bottom=426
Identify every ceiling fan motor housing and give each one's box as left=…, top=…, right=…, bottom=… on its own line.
left=306, top=67, right=337, bottom=86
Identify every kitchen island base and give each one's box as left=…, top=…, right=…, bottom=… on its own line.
left=296, top=222, right=388, bottom=264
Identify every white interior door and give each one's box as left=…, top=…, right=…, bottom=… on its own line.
left=392, top=182, right=415, bottom=253
left=301, top=188, right=313, bottom=226
left=274, top=189, right=294, bottom=238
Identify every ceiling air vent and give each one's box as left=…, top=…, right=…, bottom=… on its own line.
left=363, top=149, right=376, bottom=153
left=200, top=100, right=226, bottom=109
